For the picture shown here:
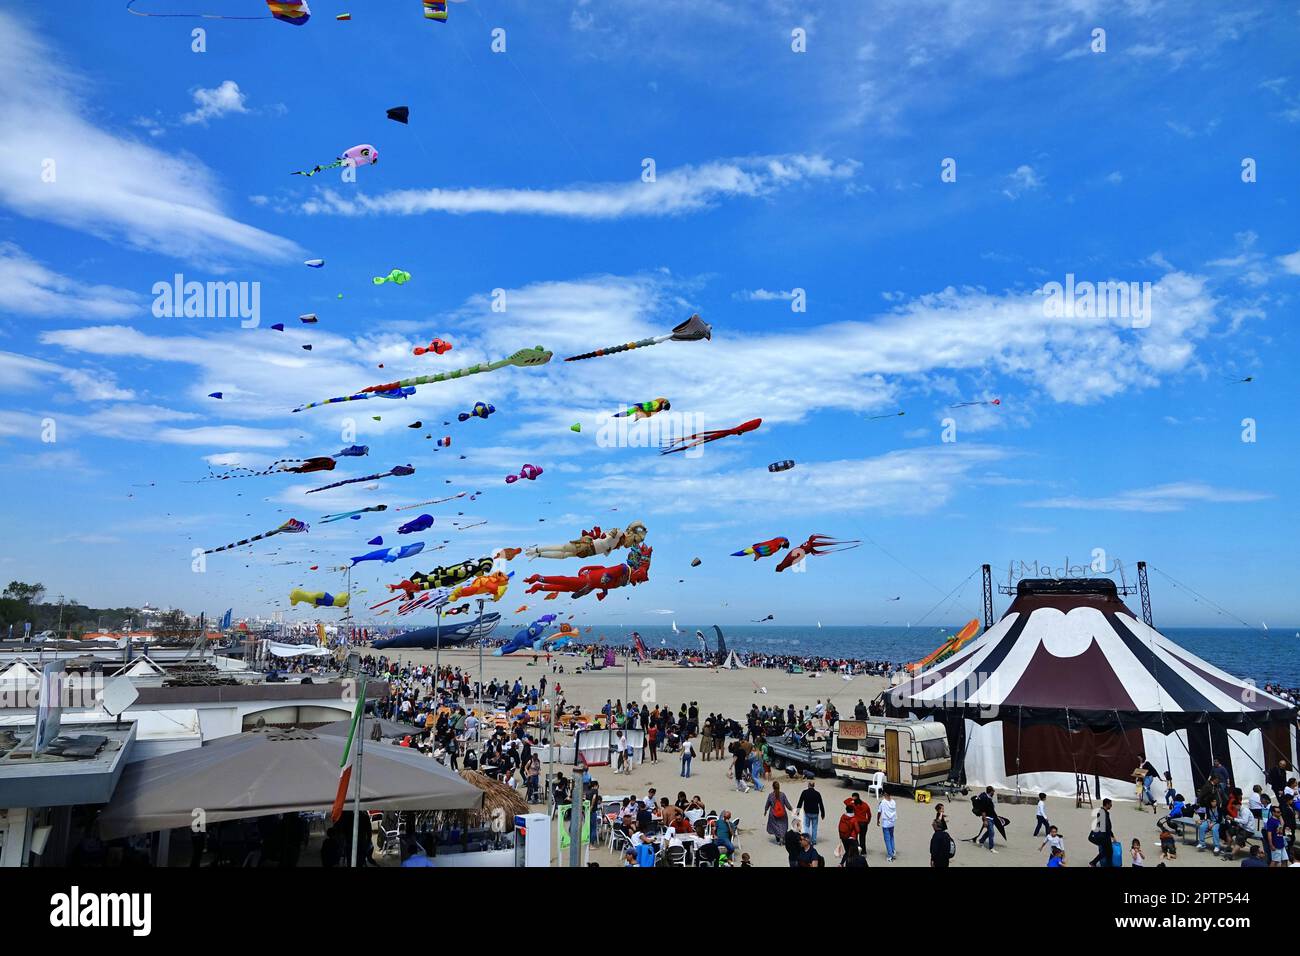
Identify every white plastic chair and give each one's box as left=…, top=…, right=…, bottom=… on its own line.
left=685, top=809, right=705, bottom=826
left=867, top=771, right=886, bottom=799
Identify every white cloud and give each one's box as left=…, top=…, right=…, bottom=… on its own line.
left=1002, top=164, right=1043, bottom=199
left=301, top=155, right=859, bottom=220
left=0, top=13, right=300, bottom=263
left=182, top=80, right=249, bottom=125
left=0, top=243, right=141, bottom=320
left=1278, top=250, right=1300, bottom=275
left=733, top=289, right=796, bottom=302
left=0, top=350, right=135, bottom=401
left=1025, top=482, right=1271, bottom=513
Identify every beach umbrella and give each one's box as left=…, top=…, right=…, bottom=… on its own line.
left=97, top=727, right=482, bottom=839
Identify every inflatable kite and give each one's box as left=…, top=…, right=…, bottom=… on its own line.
left=373, top=269, right=411, bottom=285
left=660, top=418, right=761, bottom=455
left=450, top=571, right=512, bottom=603
left=299, top=314, right=318, bottom=324
left=868, top=411, right=906, bottom=420
left=524, top=545, right=652, bottom=601
left=458, top=402, right=495, bottom=422
left=292, top=144, right=378, bottom=178
left=906, top=619, right=981, bottom=673
left=690, top=557, right=702, bottom=567
left=495, top=547, right=522, bottom=561
left=505, top=464, right=543, bottom=484
left=388, top=557, right=495, bottom=596
left=424, top=0, right=447, bottom=21
left=127, top=0, right=310, bottom=24
left=351, top=542, right=426, bottom=566
left=564, top=314, right=711, bottom=362
left=774, top=534, right=861, bottom=573
left=289, top=588, right=349, bottom=608
left=292, top=346, right=551, bottom=413
left=525, top=522, right=647, bottom=560
left=496, top=615, right=557, bottom=655
left=305, top=464, right=414, bottom=494
left=200, top=454, right=343, bottom=481
left=204, top=518, right=308, bottom=554
left=731, top=537, right=790, bottom=561
left=414, top=338, right=453, bottom=356
left=305, top=259, right=325, bottom=268
left=768, top=460, right=795, bottom=473
left=367, top=536, right=383, bottom=545
left=271, top=324, right=285, bottom=331
left=398, top=514, right=434, bottom=534
left=320, top=505, right=387, bottom=523
left=614, top=399, right=670, bottom=420
left=208, top=392, right=223, bottom=399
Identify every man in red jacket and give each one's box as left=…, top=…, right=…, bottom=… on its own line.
left=838, top=799, right=861, bottom=865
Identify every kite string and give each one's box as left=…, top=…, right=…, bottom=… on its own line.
left=126, top=0, right=269, bottom=18
left=859, top=530, right=950, bottom=597
left=910, top=566, right=979, bottom=631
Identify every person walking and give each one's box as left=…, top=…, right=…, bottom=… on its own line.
left=1033, top=792, right=1050, bottom=836
left=838, top=799, right=861, bottom=865
left=1089, top=798, right=1114, bottom=867
left=929, top=819, right=954, bottom=868
left=765, top=781, right=795, bottom=844
left=877, top=791, right=898, bottom=862
left=680, top=735, right=695, bottom=778
left=797, top=780, right=826, bottom=846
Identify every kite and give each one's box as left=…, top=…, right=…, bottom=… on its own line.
left=564, top=314, right=711, bottom=362
left=436, top=437, right=451, bottom=447
left=768, top=460, right=795, bottom=473
left=414, top=338, right=453, bottom=356
left=292, top=346, right=551, bottom=413
left=906, top=619, right=980, bottom=673
left=450, top=571, right=512, bottom=603
left=334, top=445, right=369, bottom=458
left=351, top=542, right=426, bottom=566
left=127, top=0, right=310, bottom=24
left=443, top=604, right=471, bottom=616
left=389, top=557, right=495, bottom=596
left=505, top=464, right=543, bottom=484
left=690, top=557, right=702, bottom=567
left=423, top=0, right=447, bottom=21
left=305, top=259, right=325, bottom=268
left=292, top=144, right=378, bottom=178
left=753, top=614, right=775, bottom=623
left=660, top=418, right=761, bottom=455
left=731, top=537, right=790, bottom=561
left=271, top=324, right=285, bottom=331
left=394, top=493, right=466, bottom=511
left=398, top=514, right=434, bottom=534
left=304, top=464, right=414, bottom=494
left=1228, top=376, right=1254, bottom=384
left=524, top=545, right=652, bottom=601
left=199, top=456, right=340, bottom=481
left=525, top=522, right=647, bottom=560
left=289, top=588, right=349, bottom=608
left=496, top=615, right=557, bottom=656
left=208, top=392, right=223, bottom=399
left=950, top=398, right=1000, bottom=408
left=367, top=536, right=383, bottom=545
left=457, top=402, right=495, bottom=422
left=373, top=269, right=411, bottom=285
left=301, top=345, right=312, bottom=351
left=319, top=505, right=387, bottom=523
left=868, top=411, right=906, bottom=420
left=614, top=398, right=670, bottom=420
left=204, top=518, right=307, bottom=554
left=570, top=423, right=581, bottom=432
left=495, top=547, right=522, bottom=561
left=408, top=421, right=423, bottom=429
left=299, top=313, right=318, bottom=324
left=774, top=534, right=861, bottom=573
left=386, top=106, right=409, bottom=124
left=336, top=12, right=350, bottom=20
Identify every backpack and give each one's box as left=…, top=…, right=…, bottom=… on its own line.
left=772, top=797, right=786, bottom=819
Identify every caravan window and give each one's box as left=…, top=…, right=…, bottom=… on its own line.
left=920, top=737, right=949, bottom=761
left=837, top=738, right=858, bottom=752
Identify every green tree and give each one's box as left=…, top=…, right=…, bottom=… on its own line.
left=3, top=581, right=45, bottom=605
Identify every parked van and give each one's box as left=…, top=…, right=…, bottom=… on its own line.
left=830, top=717, right=951, bottom=790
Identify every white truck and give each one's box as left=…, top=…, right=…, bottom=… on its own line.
left=829, top=717, right=952, bottom=791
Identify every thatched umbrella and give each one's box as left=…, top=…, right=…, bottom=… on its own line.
left=458, top=769, right=530, bottom=831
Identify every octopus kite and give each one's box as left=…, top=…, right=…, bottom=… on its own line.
left=525, top=522, right=647, bottom=560
left=292, top=144, right=378, bottom=178
left=660, top=418, right=762, bottom=455
left=305, top=464, right=414, bottom=494
left=458, top=402, right=495, bottom=422
left=505, top=464, right=543, bottom=484
left=524, top=545, right=652, bottom=601
left=774, top=534, right=862, bottom=573
left=204, top=518, right=307, bottom=555
left=731, top=537, right=791, bottom=561
left=415, top=338, right=453, bottom=356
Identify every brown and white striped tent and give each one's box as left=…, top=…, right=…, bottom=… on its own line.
left=887, top=578, right=1295, bottom=799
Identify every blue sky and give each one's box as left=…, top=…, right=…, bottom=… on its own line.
left=1, top=1, right=1297, bottom=628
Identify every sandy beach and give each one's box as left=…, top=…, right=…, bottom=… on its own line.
left=379, top=647, right=1236, bottom=868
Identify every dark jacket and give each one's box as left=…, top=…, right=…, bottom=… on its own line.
left=796, top=788, right=826, bottom=819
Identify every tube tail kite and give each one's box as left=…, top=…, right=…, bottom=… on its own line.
left=950, top=398, right=1000, bottom=408
left=293, top=347, right=550, bottom=413
left=204, top=518, right=308, bottom=555
left=127, top=0, right=310, bottom=23
left=305, top=464, right=414, bottom=494
left=613, top=398, right=670, bottom=420
left=660, top=418, right=761, bottom=455
left=292, top=144, right=377, bottom=177
left=868, top=411, right=906, bottom=420
left=319, top=505, right=388, bottom=523
left=906, top=619, right=981, bottom=673
left=564, top=314, right=711, bottom=362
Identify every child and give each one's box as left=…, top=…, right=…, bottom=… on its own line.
left=1159, top=828, right=1177, bottom=861
left=1249, top=784, right=1265, bottom=823
left=1047, top=846, right=1066, bottom=867
left=1040, top=824, right=1065, bottom=857
left=1033, top=792, right=1050, bottom=836
left=1164, top=771, right=1176, bottom=807
left=740, top=852, right=752, bottom=868
left=1131, top=838, right=1145, bottom=867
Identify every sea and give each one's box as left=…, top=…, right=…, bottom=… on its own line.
left=595, top=624, right=1300, bottom=692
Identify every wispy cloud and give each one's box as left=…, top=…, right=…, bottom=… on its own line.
left=733, top=288, right=797, bottom=302
left=0, top=13, right=300, bottom=263
left=0, top=243, right=141, bottom=320
left=300, top=155, right=859, bottom=220
left=1025, top=482, right=1271, bottom=513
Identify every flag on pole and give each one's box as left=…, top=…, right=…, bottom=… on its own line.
left=331, top=680, right=366, bottom=821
